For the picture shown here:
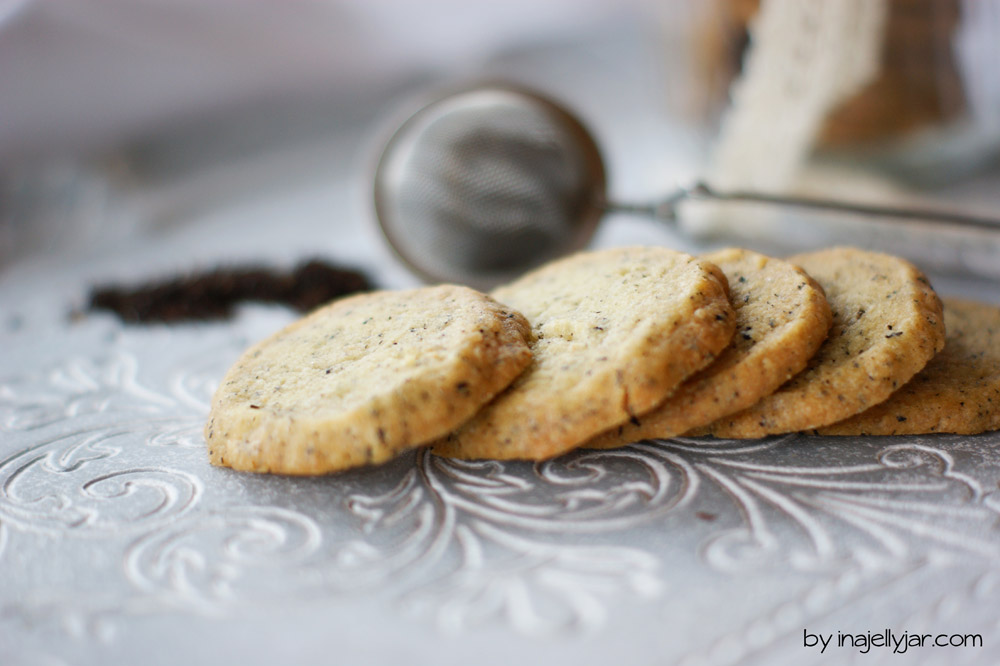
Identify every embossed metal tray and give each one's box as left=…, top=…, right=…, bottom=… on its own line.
left=3, top=187, right=999, bottom=666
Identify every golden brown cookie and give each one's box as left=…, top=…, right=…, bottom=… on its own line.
left=816, top=298, right=1000, bottom=435
left=697, top=247, right=945, bottom=437
left=432, top=246, right=736, bottom=461
left=585, top=248, right=831, bottom=448
left=205, top=285, right=533, bottom=474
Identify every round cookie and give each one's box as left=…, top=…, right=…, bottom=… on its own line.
left=205, top=285, right=533, bottom=474
left=585, top=248, right=832, bottom=448
left=816, top=299, right=1000, bottom=435
left=432, top=246, right=736, bottom=461
left=698, top=247, right=945, bottom=438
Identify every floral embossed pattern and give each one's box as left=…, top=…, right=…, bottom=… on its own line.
left=3, top=327, right=1000, bottom=666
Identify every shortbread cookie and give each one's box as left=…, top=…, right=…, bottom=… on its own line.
left=586, top=248, right=831, bottom=448
left=698, top=247, right=945, bottom=437
left=817, top=299, right=1000, bottom=435
left=205, top=285, right=533, bottom=474
left=433, top=247, right=736, bottom=461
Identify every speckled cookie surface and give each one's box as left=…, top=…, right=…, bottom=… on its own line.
left=205, top=285, right=533, bottom=474
left=698, top=247, right=945, bottom=438
left=585, top=248, right=831, bottom=448
left=432, top=246, right=736, bottom=461
left=817, top=299, right=1000, bottom=435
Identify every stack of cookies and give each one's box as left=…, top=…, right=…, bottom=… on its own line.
left=205, top=246, right=999, bottom=475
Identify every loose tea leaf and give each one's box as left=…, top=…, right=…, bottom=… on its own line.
left=88, top=259, right=372, bottom=323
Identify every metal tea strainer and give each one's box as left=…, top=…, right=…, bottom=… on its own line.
left=373, top=84, right=1000, bottom=288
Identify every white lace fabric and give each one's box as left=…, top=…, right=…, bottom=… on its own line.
left=708, top=0, right=887, bottom=192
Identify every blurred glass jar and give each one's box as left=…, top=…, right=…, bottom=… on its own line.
left=690, top=0, right=1000, bottom=186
